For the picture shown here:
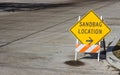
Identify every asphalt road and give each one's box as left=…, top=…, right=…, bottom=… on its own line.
left=0, top=0, right=120, bottom=75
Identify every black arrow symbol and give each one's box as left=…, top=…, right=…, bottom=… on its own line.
left=86, top=37, right=93, bottom=44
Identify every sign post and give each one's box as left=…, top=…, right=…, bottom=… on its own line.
left=74, top=16, right=80, bottom=61
left=70, top=10, right=111, bottom=61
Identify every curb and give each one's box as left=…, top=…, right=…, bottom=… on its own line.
left=107, top=37, right=120, bottom=70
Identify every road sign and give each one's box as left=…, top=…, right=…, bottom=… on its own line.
left=70, top=10, right=111, bottom=45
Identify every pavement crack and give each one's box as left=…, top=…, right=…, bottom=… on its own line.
left=0, top=16, right=76, bottom=48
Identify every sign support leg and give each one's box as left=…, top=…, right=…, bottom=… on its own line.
left=75, top=51, right=78, bottom=61
left=74, top=16, right=81, bottom=61
left=98, top=51, right=100, bottom=62
left=98, top=42, right=101, bottom=62
left=100, top=16, right=106, bottom=51
left=75, top=39, right=79, bottom=61
left=97, top=16, right=103, bottom=62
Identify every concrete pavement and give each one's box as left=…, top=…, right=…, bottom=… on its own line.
left=0, top=0, right=120, bottom=75
left=96, top=1, right=120, bottom=70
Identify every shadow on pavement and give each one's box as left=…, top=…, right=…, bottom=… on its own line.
left=81, top=51, right=106, bottom=60
left=0, top=2, right=74, bottom=12
left=64, top=60, right=85, bottom=66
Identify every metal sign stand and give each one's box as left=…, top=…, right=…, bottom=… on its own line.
left=74, top=16, right=80, bottom=61
left=74, top=16, right=103, bottom=62
left=75, top=39, right=78, bottom=61
left=97, top=42, right=101, bottom=61
left=97, top=16, right=103, bottom=62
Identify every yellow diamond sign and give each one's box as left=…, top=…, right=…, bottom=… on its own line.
left=70, top=10, right=111, bottom=45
